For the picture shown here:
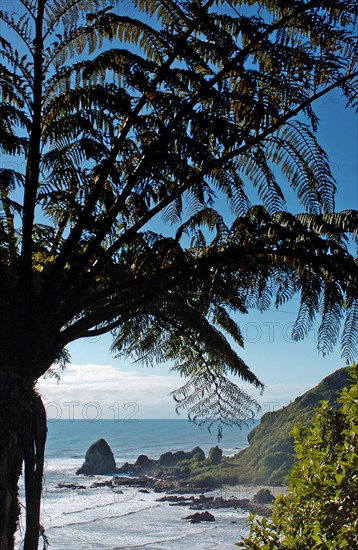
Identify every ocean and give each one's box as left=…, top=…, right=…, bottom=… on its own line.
left=16, top=419, right=261, bottom=549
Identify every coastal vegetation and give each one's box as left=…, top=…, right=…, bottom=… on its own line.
left=222, top=367, right=353, bottom=486
left=88, top=368, right=351, bottom=489
left=237, top=364, right=358, bottom=549
left=0, top=0, right=357, bottom=547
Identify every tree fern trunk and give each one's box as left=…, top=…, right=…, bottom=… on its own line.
left=23, top=394, right=47, bottom=550
left=0, top=373, right=26, bottom=550
left=0, top=428, right=23, bottom=550
left=0, top=376, right=48, bottom=550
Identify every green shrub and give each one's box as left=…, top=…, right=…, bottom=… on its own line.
left=237, top=365, right=358, bottom=549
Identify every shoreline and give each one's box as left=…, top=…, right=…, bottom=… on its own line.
left=60, top=475, right=285, bottom=517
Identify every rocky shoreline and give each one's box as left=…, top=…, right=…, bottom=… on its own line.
left=76, top=438, right=223, bottom=487
left=72, top=438, right=276, bottom=518
left=58, top=476, right=273, bottom=518
left=156, top=492, right=273, bottom=516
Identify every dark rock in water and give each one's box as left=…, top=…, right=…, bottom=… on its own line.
left=189, top=446, right=205, bottom=462
left=174, top=493, right=272, bottom=515
left=158, top=451, right=176, bottom=467
left=172, top=451, right=187, bottom=462
left=118, top=461, right=134, bottom=474
left=156, top=495, right=192, bottom=503
left=112, top=476, right=205, bottom=495
left=90, top=480, right=113, bottom=488
left=253, top=488, right=275, bottom=504
left=135, top=454, right=150, bottom=467
left=76, top=439, right=116, bottom=475
left=208, top=446, right=222, bottom=465
left=134, top=454, right=157, bottom=472
left=113, top=476, right=153, bottom=487
left=57, top=482, right=86, bottom=490
left=184, top=511, right=215, bottom=523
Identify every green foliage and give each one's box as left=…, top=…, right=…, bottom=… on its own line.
left=237, top=515, right=281, bottom=550
left=225, top=367, right=352, bottom=485
left=0, top=0, right=357, bottom=426
left=237, top=365, right=358, bottom=549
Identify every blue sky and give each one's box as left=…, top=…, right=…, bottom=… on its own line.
left=39, top=91, right=357, bottom=421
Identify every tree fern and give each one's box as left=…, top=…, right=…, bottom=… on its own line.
left=0, top=1, right=357, bottom=543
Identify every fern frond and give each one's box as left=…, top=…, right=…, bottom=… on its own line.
left=317, top=282, right=344, bottom=356
left=176, top=208, right=228, bottom=241
left=241, top=148, right=286, bottom=215
left=211, top=304, right=244, bottom=347
left=270, top=121, right=336, bottom=213
left=0, top=9, right=33, bottom=53
left=341, top=293, right=358, bottom=363
left=172, top=374, right=261, bottom=435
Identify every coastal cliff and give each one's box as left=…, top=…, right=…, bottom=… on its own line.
left=223, top=367, right=351, bottom=486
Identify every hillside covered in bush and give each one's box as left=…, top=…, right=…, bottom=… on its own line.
left=185, top=368, right=352, bottom=487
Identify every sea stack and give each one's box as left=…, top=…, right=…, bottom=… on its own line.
left=76, top=438, right=117, bottom=475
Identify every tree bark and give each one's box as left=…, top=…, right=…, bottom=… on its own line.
left=24, top=394, right=48, bottom=550
left=0, top=376, right=48, bottom=550
left=0, top=373, right=27, bottom=550
left=0, top=429, right=23, bottom=550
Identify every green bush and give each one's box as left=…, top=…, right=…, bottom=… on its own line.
left=237, top=365, right=358, bottom=549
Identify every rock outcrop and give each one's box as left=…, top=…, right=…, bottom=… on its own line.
left=116, top=445, right=207, bottom=480
left=172, top=494, right=272, bottom=516
left=253, top=488, right=275, bottom=504
left=184, top=511, right=215, bottom=523
left=208, top=446, right=222, bottom=465
left=76, top=438, right=117, bottom=475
